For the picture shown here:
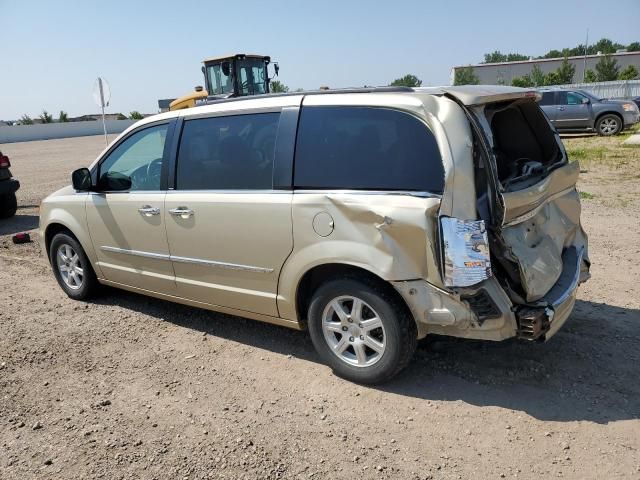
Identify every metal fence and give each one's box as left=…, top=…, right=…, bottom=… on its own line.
left=548, top=79, right=640, bottom=99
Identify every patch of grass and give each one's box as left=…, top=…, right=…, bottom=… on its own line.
left=579, top=191, right=595, bottom=199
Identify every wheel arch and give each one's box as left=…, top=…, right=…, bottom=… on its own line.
left=595, top=110, right=624, bottom=130
left=293, top=262, right=415, bottom=330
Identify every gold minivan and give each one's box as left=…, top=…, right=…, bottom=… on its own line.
left=40, top=86, right=590, bottom=383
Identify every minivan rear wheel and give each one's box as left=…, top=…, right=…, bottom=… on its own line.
left=596, top=114, right=622, bottom=136
left=307, top=278, right=417, bottom=384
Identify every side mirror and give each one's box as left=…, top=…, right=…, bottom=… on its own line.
left=274, top=62, right=280, bottom=77
left=97, top=171, right=132, bottom=192
left=581, top=97, right=590, bottom=104
left=72, top=168, right=93, bottom=191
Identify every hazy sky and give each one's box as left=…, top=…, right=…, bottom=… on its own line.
left=1, top=0, right=639, bottom=120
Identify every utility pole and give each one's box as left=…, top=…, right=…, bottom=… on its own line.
left=582, top=29, right=589, bottom=83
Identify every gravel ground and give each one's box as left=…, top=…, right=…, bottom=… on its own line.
left=1, top=135, right=639, bottom=480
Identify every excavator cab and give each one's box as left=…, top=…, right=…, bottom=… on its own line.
left=170, top=54, right=277, bottom=111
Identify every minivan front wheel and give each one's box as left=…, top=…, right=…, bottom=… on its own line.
left=596, top=114, right=622, bottom=136
left=50, top=232, right=98, bottom=300
left=308, top=278, right=417, bottom=384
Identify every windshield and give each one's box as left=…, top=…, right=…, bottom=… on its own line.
left=205, top=63, right=235, bottom=96
left=236, top=59, right=268, bottom=96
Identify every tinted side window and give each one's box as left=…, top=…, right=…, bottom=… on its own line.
left=294, top=107, right=444, bottom=193
left=556, top=92, right=568, bottom=105
left=176, top=112, right=280, bottom=190
left=539, top=92, right=555, bottom=106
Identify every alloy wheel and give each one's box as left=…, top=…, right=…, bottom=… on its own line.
left=321, top=295, right=386, bottom=367
left=599, top=117, right=619, bottom=135
left=56, top=243, right=84, bottom=290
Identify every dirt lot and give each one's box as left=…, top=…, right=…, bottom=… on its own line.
left=1, top=133, right=639, bottom=480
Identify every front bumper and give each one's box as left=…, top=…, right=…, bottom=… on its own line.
left=623, top=111, right=640, bottom=127
left=0, top=178, right=20, bottom=195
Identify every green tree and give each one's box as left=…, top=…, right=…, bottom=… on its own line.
left=269, top=80, right=289, bottom=93
left=129, top=111, right=144, bottom=120
left=555, top=57, right=575, bottom=84
left=483, top=51, right=528, bottom=63
left=595, top=55, right=620, bottom=81
left=530, top=65, right=546, bottom=86
left=20, top=114, right=34, bottom=125
left=389, top=74, right=422, bottom=87
left=58, top=111, right=68, bottom=122
left=584, top=69, right=597, bottom=83
left=544, top=71, right=560, bottom=86
left=511, top=75, right=534, bottom=88
left=39, top=110, right=53, bottom=123
left=628, top=42, right=640, bottom=52
left=453, top=66, right=479, bottom=85
left=618, top=65, right=639, bottom=80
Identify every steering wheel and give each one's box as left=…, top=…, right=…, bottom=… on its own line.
left=145, top=158, right=163, bottom=187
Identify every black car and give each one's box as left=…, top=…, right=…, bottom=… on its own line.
left=0, top=151, right=20, bottom=218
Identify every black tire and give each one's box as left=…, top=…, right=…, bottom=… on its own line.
left=49, top=232, right=98, bottom=300
left=307, top=278, right=417, bottom=384
left=596, top=114, right=622, bottom=136
left=0, top=192, right=17, bottom=219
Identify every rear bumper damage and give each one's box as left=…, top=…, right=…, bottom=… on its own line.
left=393, top=246, right=589, bottom=341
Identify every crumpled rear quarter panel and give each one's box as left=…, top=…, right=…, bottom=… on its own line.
left=276, top=192, right=441, bottom=320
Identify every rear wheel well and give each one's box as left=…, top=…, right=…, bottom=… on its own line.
left=295, top=263, right=413, bottom=329
left=44, top=224, right=76, bottom=259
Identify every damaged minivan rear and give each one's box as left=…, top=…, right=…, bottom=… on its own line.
left=40, top=85, right=590, bottom=384
left=424, top=86, right=590, bottom=343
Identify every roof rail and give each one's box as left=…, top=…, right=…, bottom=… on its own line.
left=202, top=86, right=415, bottom=107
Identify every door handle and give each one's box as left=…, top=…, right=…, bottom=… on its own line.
left=169, top=207, right=194, bottom=218
left=138, top=205, right=160, bottom=216
left=557, top=106, right=565, bottom=111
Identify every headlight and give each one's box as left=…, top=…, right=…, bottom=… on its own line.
left=623, top=103, right=637, bottom=112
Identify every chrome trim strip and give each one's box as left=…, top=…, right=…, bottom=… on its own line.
left=171, top=255, right=274, bottom=273
left=101, top=246, right=170, bottom=260
left=100, top=246, right=273, bottom=274
left=502, top=186, right=575, bottom=227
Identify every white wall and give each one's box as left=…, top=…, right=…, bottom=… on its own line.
left=0, top=119, right=137, bottom=144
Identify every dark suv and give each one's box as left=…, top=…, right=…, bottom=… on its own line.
left=0, top=151, right=19, bottom=218
left=538, top=89, right=640, bottom=136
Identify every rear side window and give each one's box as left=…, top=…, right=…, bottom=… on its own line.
left=176, top=112, right=280, bottom=190
left=294, top=106, right=444, bottom=193
left=539, top=92, right=555, bottom=106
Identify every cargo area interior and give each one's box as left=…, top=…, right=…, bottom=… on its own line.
left=487, top=99, right=562, bottom=190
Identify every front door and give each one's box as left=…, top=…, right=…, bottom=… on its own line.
left=554, top=91, right=591, bottom=130
left=164, top=111, right=293, bottom=316
left=86, top=122, right=176, bottom=293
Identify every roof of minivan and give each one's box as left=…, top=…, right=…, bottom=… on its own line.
left=130, top=85, right=539, bottom=132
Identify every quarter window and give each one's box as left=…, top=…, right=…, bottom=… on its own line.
left=294, top=107, right=444, bottom=193
left=176, top=112, right=280, bottom=190
left=98, top=124, right=168, bottom=191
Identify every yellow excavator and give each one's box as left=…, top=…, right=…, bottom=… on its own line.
left=170, top=53, right=278, bottom=111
